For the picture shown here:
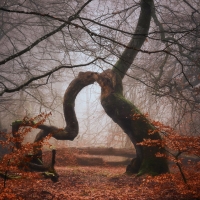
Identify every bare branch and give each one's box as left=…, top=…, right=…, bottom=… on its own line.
left=0, top=57, right=100, bottom=96
left=0, top=0, right=93, bottom=66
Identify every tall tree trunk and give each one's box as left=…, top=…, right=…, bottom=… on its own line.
left=100, top=0, right=168, bottom=175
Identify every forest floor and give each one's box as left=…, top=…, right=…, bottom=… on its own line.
left=0, top=147, right=199, bottom=200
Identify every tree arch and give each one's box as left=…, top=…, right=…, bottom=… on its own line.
left=30, top=69, right=168, bottom=175
left=12, top=0, right=169, bottom=175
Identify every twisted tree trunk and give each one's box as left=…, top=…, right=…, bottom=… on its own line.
left=22, top=0, right=168, bottom=175
left=32, top=69, right=168, bottom=175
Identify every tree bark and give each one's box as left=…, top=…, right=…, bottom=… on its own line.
left=94, top=69, right=169, bottom=175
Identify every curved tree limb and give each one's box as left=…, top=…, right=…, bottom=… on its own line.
left=11, top=71, right=97, bottom=170
left=34, top=71, right=98, bottom=143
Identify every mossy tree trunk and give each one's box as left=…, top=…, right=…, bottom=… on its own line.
left=94, top=69, right=169, bottom=175
left=17, top=0, right=168, bottom=175
left=94, top=0, right=168, bottom=175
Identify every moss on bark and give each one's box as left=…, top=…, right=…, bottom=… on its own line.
left=95, top=69, right=169, bottom=175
